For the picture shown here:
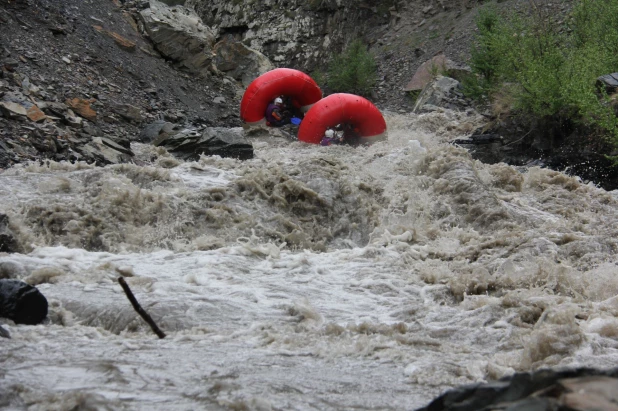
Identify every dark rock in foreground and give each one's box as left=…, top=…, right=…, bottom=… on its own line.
left=0, top=280, right=48, bottom=325
left=416, top=367, right=618, bottom=411
left=154, top=126, right=254, bottom=161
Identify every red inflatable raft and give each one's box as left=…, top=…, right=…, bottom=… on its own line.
left=240, top=68, right=323, bottom=125
left=297, top=93, right=387, bottom=145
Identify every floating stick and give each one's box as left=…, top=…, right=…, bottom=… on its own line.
left=117, top=277, right=166, bottom=339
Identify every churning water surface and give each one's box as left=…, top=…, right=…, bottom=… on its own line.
left=1, top=109, right=618, bottom=410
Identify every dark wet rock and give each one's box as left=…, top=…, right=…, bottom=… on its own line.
left=0, top=214, right=19, bottom=253
left=416, top=367, right=618, bottom=411
left=154, top=126, right=254, bottom=161
left=0, top=279, right=48, bottom=325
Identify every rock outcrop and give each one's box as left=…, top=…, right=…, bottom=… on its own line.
left=139, top=0, right=217, bottom=75
left=138, top=0, right=274, bottom=86
left=190, top=0, right=391, bottom=72
left=153, top=126, right=254, bottom=161
left=213, top=36, right=274, bottom=87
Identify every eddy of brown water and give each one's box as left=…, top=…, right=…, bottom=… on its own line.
left=1, top=110, right=618, bottom=410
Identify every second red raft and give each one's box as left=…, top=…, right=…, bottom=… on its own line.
left=297, top=93, right=387, bottom=145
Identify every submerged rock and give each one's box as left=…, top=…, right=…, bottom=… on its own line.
left=0, top=280, right=48, bottom=325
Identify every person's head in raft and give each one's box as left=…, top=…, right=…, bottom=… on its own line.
left=274, top=97, right=283, bottom=106
left=320, top=129, right=339, bottom=146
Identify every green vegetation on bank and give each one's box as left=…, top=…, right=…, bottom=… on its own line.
left=466, top=0, right=618, bottom=148
left=326, top=39, right=377, bottom=97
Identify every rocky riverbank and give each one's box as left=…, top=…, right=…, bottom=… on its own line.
left=0, top=0, right=239, bottom=168
left=3, top=0, right=617, bottom=191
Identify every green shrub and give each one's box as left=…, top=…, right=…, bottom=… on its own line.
left=311, top=69, right=326, bottom=88
left=326, top=40, right=377, bottom=97
left=467, top=0, right=618, bottom=145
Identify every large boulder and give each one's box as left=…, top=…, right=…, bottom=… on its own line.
left=154, top=127, right=254, bottom=161
left=213, top=36, right=274, bottom=87
left=0, top=280, right=48, bottom=325
left=139, top=0, right=216, bottom=75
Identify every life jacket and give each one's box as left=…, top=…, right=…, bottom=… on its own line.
left=265, top=103, right=285, bottom=126
left=320, top=136, right=339, bottom=146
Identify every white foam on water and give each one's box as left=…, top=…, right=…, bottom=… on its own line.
left=2, top=110, right=618, bottom=409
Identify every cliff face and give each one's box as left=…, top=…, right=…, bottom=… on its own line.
left=179, top=0, right=494, bottom=110
left=188, top=0, right=394, bottom=73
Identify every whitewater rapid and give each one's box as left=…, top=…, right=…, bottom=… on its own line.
left=2, top=109, right=618, bottom=410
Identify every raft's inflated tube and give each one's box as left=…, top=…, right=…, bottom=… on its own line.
left=297, top=93, right=387, bottom=145
left=240, top=68, right=323, bottom=125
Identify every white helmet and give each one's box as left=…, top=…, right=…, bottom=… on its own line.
left=325, top=129, right=334, bottom=138
left=274, top=97, right=283, bottom=104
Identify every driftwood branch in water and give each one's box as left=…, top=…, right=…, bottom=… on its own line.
left=117, top=277, right=166, bottom=339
